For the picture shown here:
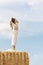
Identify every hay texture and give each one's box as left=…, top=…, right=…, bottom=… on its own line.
left=0, top=51, right=29, bottom=65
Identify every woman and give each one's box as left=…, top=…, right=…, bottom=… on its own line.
left=10, top=18, right=19, bottom=50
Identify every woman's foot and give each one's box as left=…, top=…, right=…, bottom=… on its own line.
left=12, top=45, right=15, bottom=50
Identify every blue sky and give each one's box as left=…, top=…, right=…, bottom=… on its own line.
left=0, top=0, right=43, bottom=65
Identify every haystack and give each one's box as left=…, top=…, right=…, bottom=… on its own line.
left=0, top=51, right=29, bottom=65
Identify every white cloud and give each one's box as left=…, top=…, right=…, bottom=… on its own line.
left=19, top=21, right=43, bottom=37
left=0, top=23, right=9, bottom=30
left=0, top=9, right=27, bottom=23
left=0, top=0, right=12, bottom=5
left=0, top=0, right=28, bottom=5
left=27, top=2, right=43, bottom=22
left=0, top=0, right=43, bottom=38
left=1, top=0, right=43, bottom=23
left=28, top=0, right=43, bottom=6
left=0, top=0, right=43, bottom=6
left=0, top=23, right=11, bottom=39
left=0, top=0, right=43, bottom=5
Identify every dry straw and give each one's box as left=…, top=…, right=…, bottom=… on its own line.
left=0, top=52, right=29, bottom=65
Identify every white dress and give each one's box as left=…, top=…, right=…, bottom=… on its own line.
left=11, top=23, right=18, bottom=47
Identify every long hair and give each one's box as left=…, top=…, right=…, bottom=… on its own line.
left=11, top=18, right=16, bottom=24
